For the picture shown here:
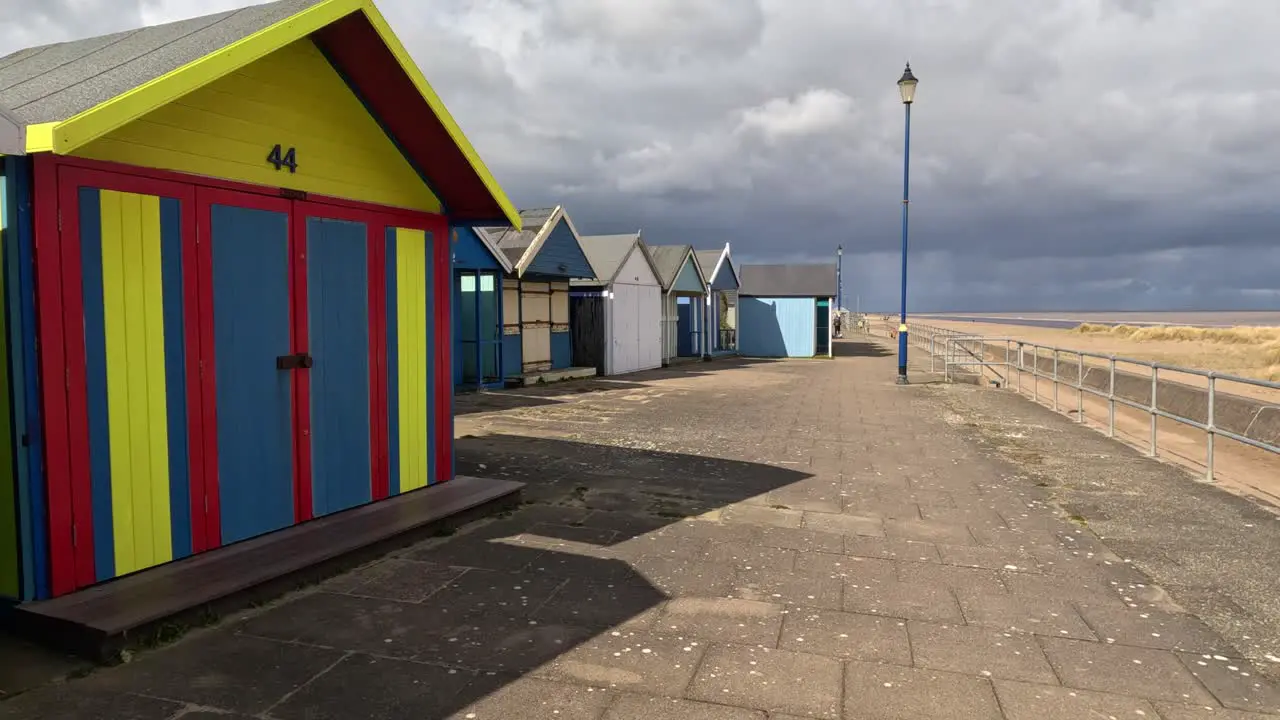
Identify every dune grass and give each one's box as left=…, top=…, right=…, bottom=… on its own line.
left=1072, top=323, right=1280, bottom=381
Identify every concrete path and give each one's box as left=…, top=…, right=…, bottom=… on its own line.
left=3, top=340, right=1279, bottom=719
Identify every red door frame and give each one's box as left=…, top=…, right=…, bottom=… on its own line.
left=34, top=153, right=452, bottom=596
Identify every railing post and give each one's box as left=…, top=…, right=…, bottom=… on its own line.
left=1076, top=351, right=1085, bottom=423
left=1053, top=349, right=1060, bottom=412
left=1005, top=340, right=1012, bottom=389
left=1017, top=343, right=1024, bottom=395
left=1149, top=366, right=1159, bottom=457
left=1033, top=346, right=1040, bottom=402
left=1206, top=373, right=1216, bottom=483
left=1108, top=356, right=1116, bottom=438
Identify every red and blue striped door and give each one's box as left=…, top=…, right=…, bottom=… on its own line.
left=44, top=166, right=453, bottom=596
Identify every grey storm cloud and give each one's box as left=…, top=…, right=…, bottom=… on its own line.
left=3, top=0, right=1277, bottom=311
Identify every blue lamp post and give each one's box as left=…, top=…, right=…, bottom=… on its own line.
left=896, top=63, right=918, bottom=385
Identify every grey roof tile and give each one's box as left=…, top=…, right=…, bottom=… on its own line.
left=739, top=263, right=837, bottom=298
left=0, top=0, right=324, bottom=125
left=695, top=250, right=723, bottom=280
left=480, top=207, right=556, bottom=252
left=578, top=233, right=640, bottom=284
left=646, top=244, right=693, bottom=287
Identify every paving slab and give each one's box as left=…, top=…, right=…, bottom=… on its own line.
left=686, top=645, right=843, bottom=719
left=234, top=591, right=462, bottom=657
left=935, top=543, right=1040, bottom=573
left=1177, top=653, right=1280, bottom=714
left=992, top=678, right=1159, bottom=720
left=721, top=504, right=804, bottom=529
left=269, top=653, right=473, bottom=720
left=532, top=577, right=669, bottom=629
left=629, top=557, right=737, bottom=598
left=896, top=561, right=1008, bottom=595
left=604, top=694, right=766, bottom=720
left=843, top=661, right=1002, bottom=720
left=755, top=526, right=845, bottom=554
left=655, top=598, right=784, bottom=647
left=0, top=688, right=183, bottom=720
left=955, top=589, right=1097, bottom=640
left=777, top=608, right=910, bottom=663
left=426, top=568, right=569, bottom=616
left=843, top=579, right=965, bottom=623
left=802, top=511, right=886, bottom=537
left=1153, top=701, right=1280, bottom=719
left=446, top=677, right=615, bottom=720
left=1040, top=636, right=1218, bottom=705
left=794, top=551, right=896, bottom=582
left=332, top=558, right=467, bottom=603
left=82, top=632, right=343, bottom=715
left=733, top=569, right=844, bottom=611
left=907, top=621, right=1059, bottom=684
left=535, top=628, right=706, bottom=696
left=844, top=536, right=941, bottom=563
left=884, top=518, right=980, bottom=545
left=700, top=542, right=798, bottom=573
left=1076, top=604, right=1236, bottom=653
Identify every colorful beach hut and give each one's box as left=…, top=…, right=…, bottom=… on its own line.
left=477, top=206, right=597, bottom=382
left=0, top=0, right=520, bottom=602
left=696, top=243, right=739, bottom=355
left=648, top=244, right=709, bottom=364
left=570, top=232, right=663, bottom=376
left=738, top=264, right=837, bottom=358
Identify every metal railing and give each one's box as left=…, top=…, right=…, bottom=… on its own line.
left=868, top=320, right=1280, bottom=483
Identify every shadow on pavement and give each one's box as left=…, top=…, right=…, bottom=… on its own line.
left=453, top=357, right=775, bottom=416
left=453, top=378, right=654, bottom=416
left=833, top=338, right=894, bottom=358
left=0, top=437, right=812, bottom=719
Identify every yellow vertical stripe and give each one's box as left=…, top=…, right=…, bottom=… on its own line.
left=101, top=190, right=173, bottom=575
left=395, top=228, right=429, bottom=492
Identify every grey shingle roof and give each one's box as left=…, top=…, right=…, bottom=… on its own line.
left=739, top=264, right=837, bottom=298
left=577, top=233, right=643, bottom=285
left=646, top=244, right=694, bottom=288
left=0, top=0, right=324, bottom=125
left=478, top=207, right=555, bottom=253
left=695, top=250, right=726, bottom=282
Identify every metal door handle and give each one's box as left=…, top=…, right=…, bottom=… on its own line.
left=276, top=353, right=313, bottom=370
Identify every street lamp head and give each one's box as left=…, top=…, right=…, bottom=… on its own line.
left=838, top=244, right=843, bottom=256
left=897, top=63, right=918, bottom=104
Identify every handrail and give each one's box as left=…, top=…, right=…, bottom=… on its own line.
left=867, top=319, right=1280, bottom=484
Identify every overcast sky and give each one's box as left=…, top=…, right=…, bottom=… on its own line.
left=4, top=0, right=1278, bottom=312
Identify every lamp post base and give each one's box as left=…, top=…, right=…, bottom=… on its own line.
left=896, top=372, right=909, bottom=385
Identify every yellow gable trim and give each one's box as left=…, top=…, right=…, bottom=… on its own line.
left=24, top=123, right=55, bottom=153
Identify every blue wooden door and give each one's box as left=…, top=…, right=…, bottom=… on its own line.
left=205, top=197, right=296, bottom=544
left=305, top=215, right=372, bottom=517
left=455, top=271, right=478, bottom=386
left=815, top=299, right=831, bottom=355
left=676, top=302, right=693, bottom=356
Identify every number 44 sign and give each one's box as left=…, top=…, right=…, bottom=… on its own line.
left=267, top=144, right=298, bottom=173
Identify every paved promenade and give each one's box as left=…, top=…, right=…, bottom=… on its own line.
left=2, top=339, right=1278, bottom=719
